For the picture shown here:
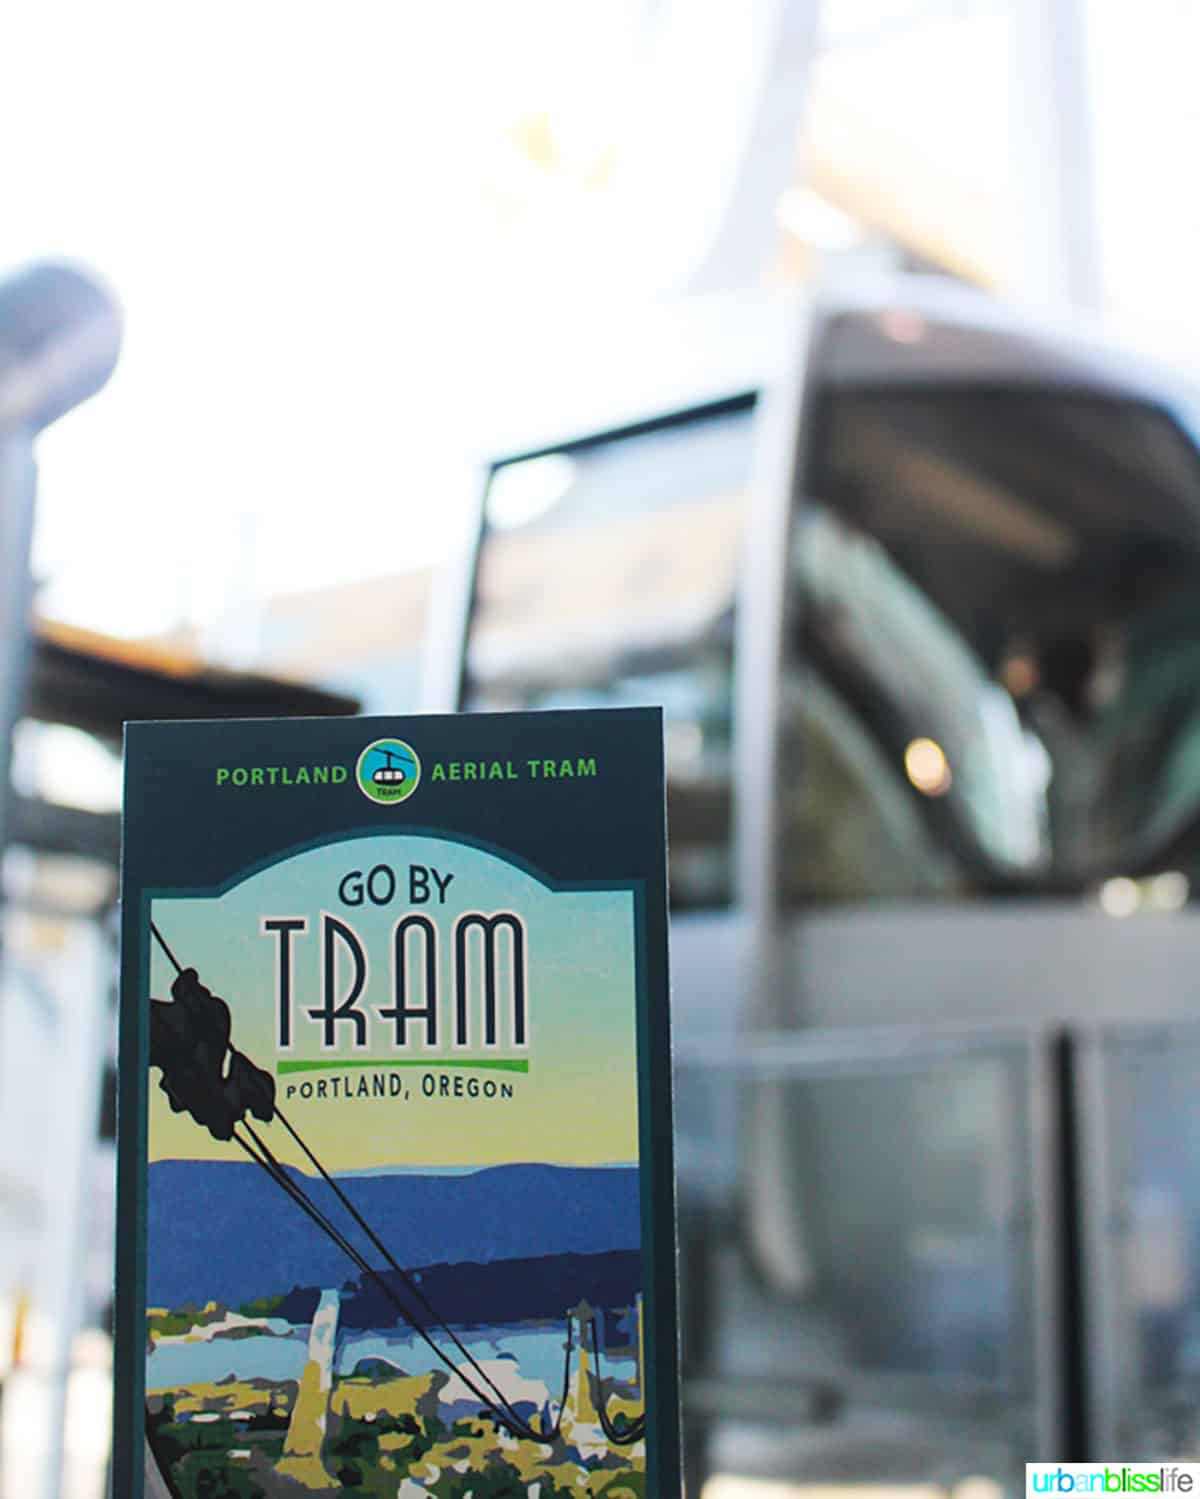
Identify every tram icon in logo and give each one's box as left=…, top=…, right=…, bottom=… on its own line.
left=355, top=738, right=420, bottom=805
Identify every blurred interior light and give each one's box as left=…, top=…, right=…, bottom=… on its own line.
left=1000, top=652, right=1039, bottom=698
left=486, top=453, right=576, bottom=531
left=776, top=184, right=864, bottom=251
left=1099, top=876, right=1140, bottom=918
left=904, top=736, right=952, bottom=796
left=876, top=307, right=927, bottom=344
left=1148, top=871, right=1189, bottom=912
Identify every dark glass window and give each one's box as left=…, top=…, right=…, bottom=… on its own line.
left=463, top=401, right=756, bottom=909
left=782, top=386, right=1200, bottom=903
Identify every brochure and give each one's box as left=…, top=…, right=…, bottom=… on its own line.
left=115, top=708, right=678, bottom=1498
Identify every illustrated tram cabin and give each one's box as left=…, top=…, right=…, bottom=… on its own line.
left=372, top=747, right=411, bottom=787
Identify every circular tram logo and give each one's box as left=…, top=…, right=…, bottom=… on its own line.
left=355, top=738, right=421, bottom=805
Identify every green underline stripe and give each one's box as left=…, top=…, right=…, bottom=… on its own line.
left=276, top=1058, right=530, bottom=1076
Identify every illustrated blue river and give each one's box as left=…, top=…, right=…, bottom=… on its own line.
left=147, top=1322, right=635, bottom=1393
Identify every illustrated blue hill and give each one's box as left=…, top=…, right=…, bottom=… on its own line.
left=147, top=1161, right=640, bottom=1310
left=276, top=1249, right=643, bottom=1332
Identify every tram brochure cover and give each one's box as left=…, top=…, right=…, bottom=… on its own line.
left=116, top=708, right=678, bottom=1499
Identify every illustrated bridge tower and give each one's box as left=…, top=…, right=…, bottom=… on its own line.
left=564, top=1295, right=645, bottom=1439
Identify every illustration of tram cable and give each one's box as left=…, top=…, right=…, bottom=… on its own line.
left=146, top=922, right=552, bottom=1441
left=589, top=1314, right=647, bottom=1445
left=232, top=1118, right=560, bottom=1439
left=146, top=923, right=644, bottom=1446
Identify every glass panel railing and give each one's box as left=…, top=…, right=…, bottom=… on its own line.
left=675, top=1030, right=1051, bottom=1495
left=1082, top=1024, right=1200, bottom=1456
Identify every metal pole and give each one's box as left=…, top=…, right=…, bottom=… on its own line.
left=0, top=435, right=38, bottom=871
left=0, top=261, right=122, bottom=879
left=0, top=264, right=121, bottom=1499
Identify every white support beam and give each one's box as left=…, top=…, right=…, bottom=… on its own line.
left=1007, top=0, right=1101, bottom=311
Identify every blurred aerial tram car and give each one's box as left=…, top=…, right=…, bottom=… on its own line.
left=426, top=277, right=1200, bottom=1486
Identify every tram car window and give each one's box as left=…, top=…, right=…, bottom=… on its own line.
left=463, top=398, right=756, bottom=911
left=797, top=381, right=1200, bottom=900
